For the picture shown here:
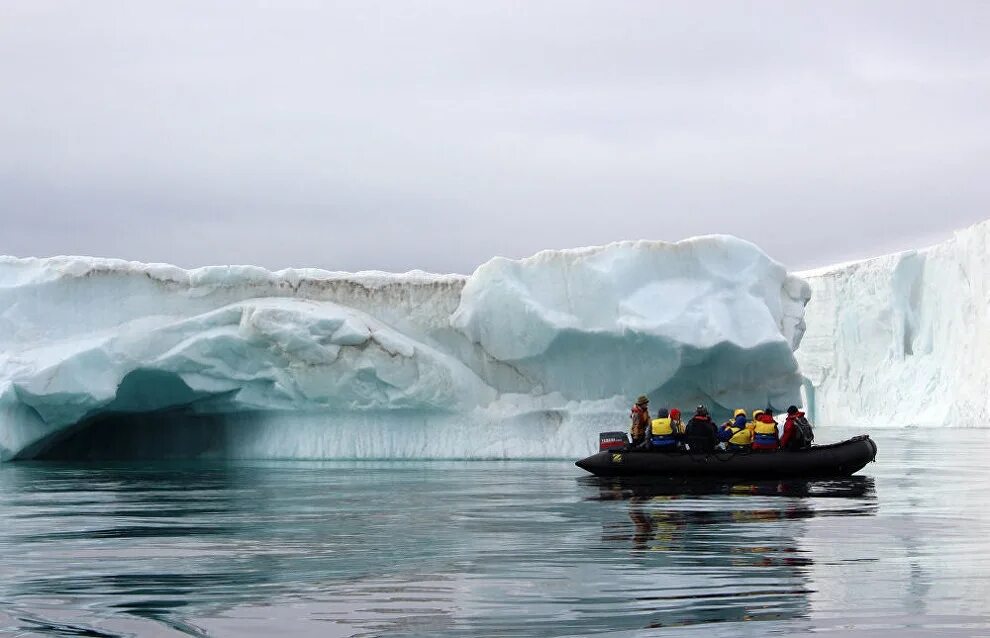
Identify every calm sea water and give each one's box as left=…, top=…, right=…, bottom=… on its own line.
left=1, top=427, right=989, bottom=637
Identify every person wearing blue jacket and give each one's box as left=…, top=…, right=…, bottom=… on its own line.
left=719, top=411, right=752, bottom=451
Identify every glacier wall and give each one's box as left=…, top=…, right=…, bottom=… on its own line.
left=0, top=236, right=810, bottom=460
left=795, top=220, right=989, bottom=427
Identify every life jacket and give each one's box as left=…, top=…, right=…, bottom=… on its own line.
left=650, top=417, right=677, bottom=447
left=727, top=426, right=753, bottom=446
left=630, top=405, right=649, bottom=439
left=752, top=416, right=779, bottom=449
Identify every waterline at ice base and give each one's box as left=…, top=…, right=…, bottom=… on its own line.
left=1, top=219, right=987, bottom=461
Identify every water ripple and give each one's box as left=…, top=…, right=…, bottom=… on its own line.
left=1, top=429, right=988, bottom=636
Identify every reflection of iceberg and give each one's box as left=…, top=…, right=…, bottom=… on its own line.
left=591, top=475, right=877, bottom=628
left=0, top=236, right=810, bottom=460
left=796, top=432, right=990, bottom=628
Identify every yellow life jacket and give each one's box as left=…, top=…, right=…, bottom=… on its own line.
left=752, top=419, right=779, bottom=448
left=651, top=418, right=674, bottom=436
left=753, top=421, right=778, bottom=436
left=728, top=426, right=753, bottom=446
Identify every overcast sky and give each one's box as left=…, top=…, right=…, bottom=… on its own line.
left=2, top=1, right=988, bottom=274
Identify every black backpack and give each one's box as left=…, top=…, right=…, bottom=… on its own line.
left=791, top=415, right=814, bottom=448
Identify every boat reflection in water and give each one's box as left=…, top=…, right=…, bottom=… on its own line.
left=578, top=475, right=878, bottom=629
left=584, top=474, right=877, bottom=501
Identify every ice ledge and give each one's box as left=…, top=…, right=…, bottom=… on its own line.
left=795, top=219, right=990, bottom=427
left=1, top=236, right=810, bottom=460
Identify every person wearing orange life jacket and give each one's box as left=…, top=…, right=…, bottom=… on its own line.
left=629, top=395, right=651, bottom=448
left=649, top=408, right=679, bottom=449
left=751, top=408, right=780, bottom=451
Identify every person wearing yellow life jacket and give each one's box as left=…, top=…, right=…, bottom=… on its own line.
left=720, top=408, right=747, bottom=429
left=749, top=409, right=764, bottom=436
left=719, top=409, right=753, bottom=451
left=649, top=408, right=679, bottom=450
left=751, top=408, right=780, bottom=452
left=718, top=409, right=739, bottom=441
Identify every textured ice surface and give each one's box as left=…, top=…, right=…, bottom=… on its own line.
left=0, top=237, right=809, bottom=460
left=452, top=237, right=810, bottom=403
left=796, top=220, right=989, bottom=427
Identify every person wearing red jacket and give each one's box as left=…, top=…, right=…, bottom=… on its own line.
left=669, top=408, right=684, bottom=435
left=781, top=405, right=814, bottom=450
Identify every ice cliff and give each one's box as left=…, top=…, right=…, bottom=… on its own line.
left=796, top=220, right=990, bottom=427
left=0, top=236, right=809, bottom=460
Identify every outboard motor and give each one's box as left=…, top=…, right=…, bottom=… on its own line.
left=599, top=431, right=629, bottom=452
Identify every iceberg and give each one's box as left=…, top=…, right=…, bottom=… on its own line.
left=796, top=220, right=990, bottom=427
left=0, top=236, right=810, bottom=460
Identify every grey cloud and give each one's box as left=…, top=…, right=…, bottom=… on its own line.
left=1, top=0, right=989, bottom=273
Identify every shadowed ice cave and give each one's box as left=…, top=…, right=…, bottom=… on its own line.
left=19, top=370, right=236, bottom=461
left=26, top=410, right=232, bottom=461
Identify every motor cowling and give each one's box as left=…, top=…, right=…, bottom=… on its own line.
left=599, top=431, right=629, bottom=451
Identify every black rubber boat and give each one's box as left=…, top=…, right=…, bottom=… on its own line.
left=575, top=435, right=877, bottom=478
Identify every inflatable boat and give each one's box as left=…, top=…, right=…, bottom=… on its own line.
left=575, top=435, right=877, bottom=478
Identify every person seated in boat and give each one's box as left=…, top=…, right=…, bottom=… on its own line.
left=684, top=405, right=719, bottom=453
left=720, top=408, right=746, bottom=430
left=720, top=409, right=753, bottom=451
left=781, top=405, right=815, bottom=450
left=669, top=408, right=684, bottom=435
left=716, top=409, right=741, bottom=446
left=751, top=407, right=780, bottom=452
left=629, top=395, right=651, bottom=448
left=648, top=408, right=679, bottom=450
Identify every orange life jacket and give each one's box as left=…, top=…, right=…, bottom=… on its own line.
left=630, top=405, right=649, bottom=439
